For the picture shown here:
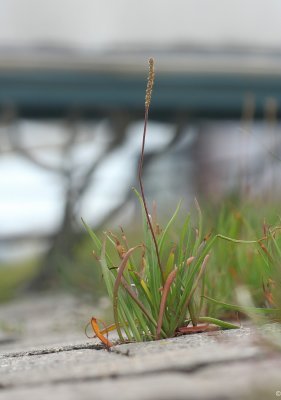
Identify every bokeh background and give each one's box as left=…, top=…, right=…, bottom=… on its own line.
left=1, top=0, right=281, bottom=302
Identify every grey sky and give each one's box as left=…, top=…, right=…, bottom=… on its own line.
left=0, top=0, right=280, bottom=49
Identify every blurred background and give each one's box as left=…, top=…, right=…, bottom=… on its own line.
left=1, top=0, right=281, bottom=302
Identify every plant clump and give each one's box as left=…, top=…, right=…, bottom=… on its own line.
left=84, top=58, right=281, bottom=345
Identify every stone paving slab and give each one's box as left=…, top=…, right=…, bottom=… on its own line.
left=0, top=293, right=105, bottom=351
left=1, top=356, right=281, bottom=400
left=0, top=295, right=281, bottom=400
left=0, top=340, right=260, bottom=386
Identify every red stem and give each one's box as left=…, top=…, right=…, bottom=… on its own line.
left=138, top=107, right=164, bottom=283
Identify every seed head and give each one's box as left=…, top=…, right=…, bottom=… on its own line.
left=145, top=58, right=155, bottom=109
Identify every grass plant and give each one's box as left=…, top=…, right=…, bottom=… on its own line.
left=202, top=201, right=281, bottom=319
left=84, top=58, right=277, bottom=344
left=83, top=195, right=244, bottom=342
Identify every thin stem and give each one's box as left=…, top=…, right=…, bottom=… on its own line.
left=138, top=107, right=164, bottom=283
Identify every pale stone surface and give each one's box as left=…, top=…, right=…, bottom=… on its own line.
left=0, top=293, right=110, bottom=352
left=0, top=295, right=281, bottom=400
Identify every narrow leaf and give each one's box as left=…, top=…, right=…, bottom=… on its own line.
left=159, top=200, right=182, bottom=254
left=204, top=296, right=281, bottom=315
left=198, top=316, right=239, bottom=329
left=156, top=268, right=177, bottom=339
left=91, top=318, right=113, bottom=348
left=177, top=324, right=218, bottom=334
left=113, top=246, right=142, bottom=340
left=120, top=277, right=157, bottom=326
left=175, top=254, right=210, bottom=328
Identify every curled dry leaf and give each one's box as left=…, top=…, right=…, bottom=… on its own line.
left=91, top=317, right=113, bottom=348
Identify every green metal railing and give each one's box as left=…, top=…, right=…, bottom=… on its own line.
left=0, top=65, right=280, bottom=119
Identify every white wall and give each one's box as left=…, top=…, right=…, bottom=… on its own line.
left=0, top=0, right=280, bottom=50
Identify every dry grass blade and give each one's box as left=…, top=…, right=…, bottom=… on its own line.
left=156, top=268, right=177, bottom=339
left=91, top=318, right=113, bottom=348
left=177, top=324, right=218, bottom=334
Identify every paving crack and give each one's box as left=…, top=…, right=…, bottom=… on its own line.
left=109, top=347, right=131, bottom=357
left=0, top=342, right=106, bottom=359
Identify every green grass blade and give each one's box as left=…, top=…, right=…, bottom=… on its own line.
left=178, top=214, right=191, bottom=265
left=204, top=296, right=281, bottom=315
left=174, top=254, right=210, bottom=329
left=82, top=218, right=102, bottom=250
left=216, top=234, right=260, bottom=244
left=198, top=316, right=239, bottom=329
left=113, top=246, right=142, bottom=340
left=121, top=277, right=158, bottom=329
left=159, top=200, right=182, bottom=255
left=193, top=198, right=203, bottom=253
